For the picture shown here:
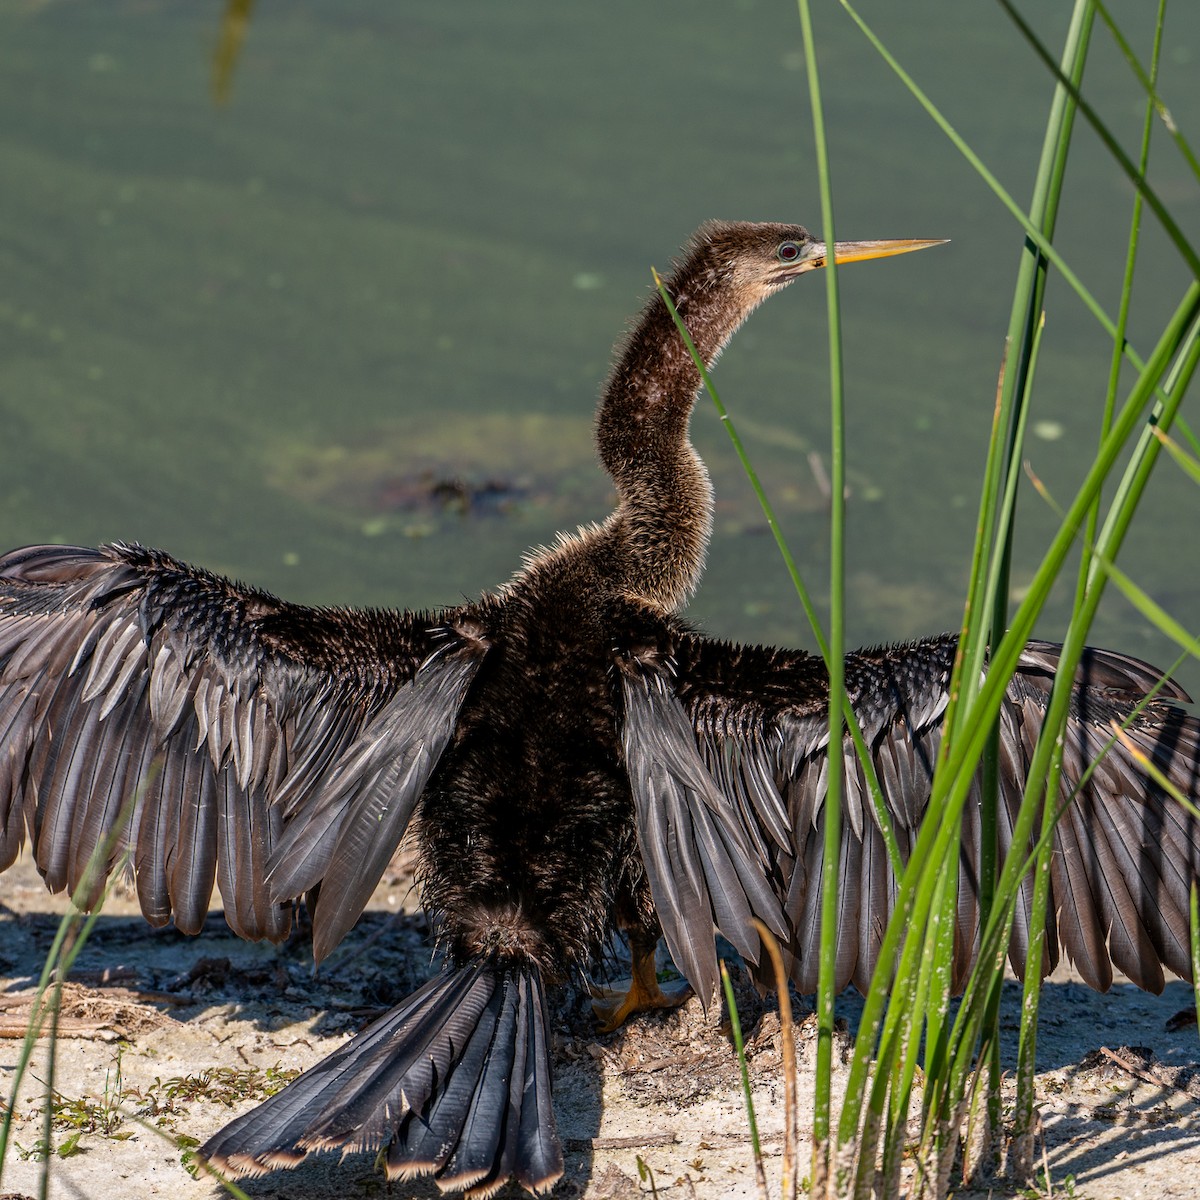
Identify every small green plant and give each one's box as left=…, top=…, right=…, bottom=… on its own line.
left=149, top=1064, right=299, bottom=1109
left=635, top=1152, right=659, bottom=1198
left=38, top=1087, right=127, bottom=1139
left=175, top=1132, right=202, bottom=1179
left=1, top=779, right=151, bottom=1190
left=10, top=1136, right=49, bottom=1162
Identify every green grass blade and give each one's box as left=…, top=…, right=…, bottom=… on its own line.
left=995, top=23, right=1091, bottom=1137
left=1011, top=737, right=1066, bottom=1176
left=898, top=848, right=957, bottom=1183
left=1092, top=0, right=1200, bottom=184
left=721, top=961, right=767, bottom=1198
left=835, top=0, right=1189, bottom=388
left=976, top=0, right=1091, bottom=651
left=1083, top=0, right=1165, bottom=593
left=966, top=31, right=1094, bottom=1161
left=1153, top=425, right=1200, bottom=487
left=1192, top=885, right=1200, bottom=1035
left=650, top=271, right=903, bottom=879
left=822, top=12, right=1200, bottom=1192
left=839, top=276, right=1200, bottom=1157
left=864, top=255, right=1200, bottom=1200
left=995, top=0, right=1199, bottom=279
left=973, top=313, right=1200, bottom=1173
left=795, top=1, right=848, bottom=1189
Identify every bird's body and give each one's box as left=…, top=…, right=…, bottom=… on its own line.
left=2, top=222, right=1198, bottom=1197
left=418, top=561, right=645, bottom=981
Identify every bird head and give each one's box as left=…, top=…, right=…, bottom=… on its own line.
left=685, top=220, right=946, bottom=312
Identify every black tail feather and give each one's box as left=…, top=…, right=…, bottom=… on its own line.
left=205, top=963, right=490, bottom=1166
left=437, top=978, right=521, bottom=1192
left=200, top=959, right=563, bottom=1197
left=303, top=963, right=494, bottom=1147
left=517, top=970, right=566, bottom=1193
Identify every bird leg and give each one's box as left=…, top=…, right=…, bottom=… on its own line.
left=591, top=928, right=691, bottom=1033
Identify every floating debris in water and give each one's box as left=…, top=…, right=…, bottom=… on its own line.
left=375, top=471, right=530, bottom=518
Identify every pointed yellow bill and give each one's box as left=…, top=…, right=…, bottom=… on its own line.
left=808, top=238, right=948, bottom=269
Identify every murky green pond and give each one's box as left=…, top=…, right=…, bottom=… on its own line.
left=1, top=1, right=1198, bottom=689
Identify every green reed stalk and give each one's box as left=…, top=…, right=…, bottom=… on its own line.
left=658, top=7, right=1199, bottom=1196
left=981, top=9, right=1096, bottom=1164
left=844, top=276, right=1200, bottom=1195
left=835, top=0, right=1192, bottom=384
left=1092, top=0, right=1200, bottom=184
left=843, top=0, right=1097, bottom=1150
left=721, top=961, right=768, bottom=1198
left=651, top=275, right=903, bottom=878
left=1088, top=0, right=1167, bottom=595
left=996, top=0, right=1198, bottom=279
left=1012, top=2, right=1171, bottom=1172
left=794, top=2, right=849, bottom=1194
left=974, top=0, right=1092, bottom=1124
left=798, top=5, right=1200, bottom=1193
left=942, top=309, right=1200, bottom=1185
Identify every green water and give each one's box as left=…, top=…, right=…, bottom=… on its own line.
left=1, top=1, right=1198, bottom=689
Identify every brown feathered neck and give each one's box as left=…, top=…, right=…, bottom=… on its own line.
left=594, top=220, right=815, bottom=613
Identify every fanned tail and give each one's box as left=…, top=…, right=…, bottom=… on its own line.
left=200, top=959, right=563, bottom=1198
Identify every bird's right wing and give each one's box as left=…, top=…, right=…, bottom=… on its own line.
left=0, top=543, right=488, bottom=958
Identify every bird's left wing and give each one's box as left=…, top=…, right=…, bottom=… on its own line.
left=617, top=639, right=794, bottom=1008
left=0, top=543, right=488, bottom=959
left=648, top=632, right=963, bottom=998
left=621, top=629, right=1200, bottom=1000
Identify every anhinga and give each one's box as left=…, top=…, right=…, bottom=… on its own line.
left=2, top=221, right=1198, bottom=1199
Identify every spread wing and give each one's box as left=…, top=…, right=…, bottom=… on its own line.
left=621, top=631, right=1200, bottom=999
left=0, top=543, right=488, bottom=959
left=620, top=664, right=791, bottom=1008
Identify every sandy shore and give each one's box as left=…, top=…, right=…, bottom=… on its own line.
left=2, top=854, right=1198, bottom=1200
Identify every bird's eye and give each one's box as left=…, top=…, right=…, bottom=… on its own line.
left=778, top=241, right=803, bottom=263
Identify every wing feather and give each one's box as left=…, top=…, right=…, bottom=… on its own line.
left=620, top=669, right=789, bottom=1005
left=0, top=542, right=487, bottom=953
left=668, top=629, right=1200, bottom=995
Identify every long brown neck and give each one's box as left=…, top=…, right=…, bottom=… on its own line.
left=595, top=233, right=764, bottom=612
